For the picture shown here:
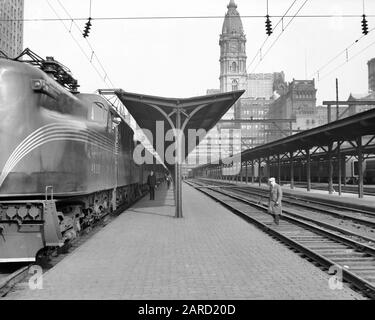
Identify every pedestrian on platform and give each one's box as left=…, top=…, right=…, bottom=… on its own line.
left=166, top=175, right=171, bottom=189
left=268, top=177, right=282, bottom=225
left=147, top=171, right=157, bottom=200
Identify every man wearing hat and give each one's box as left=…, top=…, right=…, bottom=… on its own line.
left=268, top=177, right=283, bottom=225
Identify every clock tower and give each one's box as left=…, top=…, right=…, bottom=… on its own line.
left=219, top=0, right=247, bottom=93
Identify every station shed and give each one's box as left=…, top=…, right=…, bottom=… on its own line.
left=193, top=107, right=375, bottom=198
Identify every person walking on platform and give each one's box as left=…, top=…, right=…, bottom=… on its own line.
left=268, top=177, right=282, bottom=225
left=147, top=171, right=157, bottom=200
left=166, top=175, right=171, bottom=189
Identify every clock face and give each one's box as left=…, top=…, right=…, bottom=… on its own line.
left=229, top=42, right=238, bottom=51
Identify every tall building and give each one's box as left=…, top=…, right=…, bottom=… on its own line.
left=368, top=58, right=375, bottom=93
left=184, top=0, right=285, bottom=173
left=0, top=0, right=24, bottom=58
left=267, top=79, right=317, bottom=142
left=347, top=91, right=375, bottom=116
left=239, top=72, right=285, bottom=147
left=219, top=0, right=247, bottom=95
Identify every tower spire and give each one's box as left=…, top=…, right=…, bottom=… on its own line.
left=219, top=0, right=247, bottom=94
left=228, top=0, right=237, bottom=9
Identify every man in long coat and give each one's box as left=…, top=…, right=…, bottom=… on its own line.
left=147, top=171, right=157, bottom=200
left=268, top=177, right=282, bottom=225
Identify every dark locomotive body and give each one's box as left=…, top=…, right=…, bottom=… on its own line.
left=0, top=56, right=161, bottom=262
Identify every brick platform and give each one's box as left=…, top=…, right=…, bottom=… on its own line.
left=4, top=183, right=364, bottom=299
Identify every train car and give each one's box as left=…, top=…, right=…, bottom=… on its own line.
left=197, top=155, right=375, bottom=186
left=0, top=50, right=163, bottom=262
left=353, top=158, right=375, bottom=184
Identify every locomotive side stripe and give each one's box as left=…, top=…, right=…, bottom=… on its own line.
left=0, top=136, right=115, bottom=187
left=0, top=123, right=117, bottom=188
left=2, top=129, right=115, bottom=175
left=1, top=123, right=114, bottom=174
left=5, top=133, right=115, bottom=173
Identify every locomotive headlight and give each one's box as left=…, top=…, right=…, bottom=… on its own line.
left=113, top=117, right=122, bottom=125
left=31, top=79, right=45, bottom=90
left=31, top=79, right=58, bottom=99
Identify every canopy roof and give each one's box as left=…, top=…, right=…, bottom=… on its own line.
left=240, top=107, right=375, bottom=162
left=115, top=89, right=244, bottom=170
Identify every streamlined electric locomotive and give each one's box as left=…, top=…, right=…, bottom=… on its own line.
left=0, top=49, right=162, bottom=262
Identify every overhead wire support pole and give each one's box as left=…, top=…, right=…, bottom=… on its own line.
left=175, top=106, right=182, bottom=218
left=336, top=78, right=339, bottom=121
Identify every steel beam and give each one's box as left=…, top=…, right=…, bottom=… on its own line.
left=218, top=118, right=296, bottom=123
left=323, top=100, right=375, bottom=106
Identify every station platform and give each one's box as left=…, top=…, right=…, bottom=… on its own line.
left=5, top=183, right=364, bottom=300
left=205, top=178, right=375, bottom=212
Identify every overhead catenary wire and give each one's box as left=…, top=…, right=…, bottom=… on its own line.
left=45, top=0, right=114, bottom=89
left=309, top=24, right=375, bottom=80
left=246, top=0, right=298, bottom=72
left=55, top=0, right=115, bottom=87
left=2, top=14, right=375, bottom=22
left=250, top=0, right=309, bottom=73
left=319, top=36, right=375, bottom=81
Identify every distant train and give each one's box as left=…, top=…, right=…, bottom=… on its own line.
left=0, top=50, right=165, bottom=262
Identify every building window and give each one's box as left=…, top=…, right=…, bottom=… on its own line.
left=232, top=79, right=238, bottom=91
left=232, top=61, right=237, bottom=73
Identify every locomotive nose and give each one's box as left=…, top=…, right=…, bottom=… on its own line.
left=0, top=60, right=39, bottom=189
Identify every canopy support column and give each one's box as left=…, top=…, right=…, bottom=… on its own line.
left=337, top=142, right=342, bottom=196
left=251, top=160, right=255, bottom=184
left=277, top=154, right=281, bottom=185
left=328, top=142, right=334, bottom=195
left=245, top=161, right=248, bottom=184
left=306, top=148, right=311, bottom=192
left=357, top=137, right=364, bottom=198
left=290, top=152, right=294, bottom=189
left=175, top=107, right=183, bottom=218
left=258, top=158, right=262, bottom=187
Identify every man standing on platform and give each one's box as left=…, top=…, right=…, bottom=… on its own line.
left=268, top=177, right=282, bottom=225
left=147, top=171, right=157, bottom=200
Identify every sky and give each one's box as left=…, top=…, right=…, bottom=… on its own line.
left=23, top=0, right=375, bottom=105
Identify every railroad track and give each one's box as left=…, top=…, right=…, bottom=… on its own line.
left=198, top=178, right=375, bottom=228
left=280, top=181, right=375, bottom=196
left=195, top=178, right=375, bottom=245
left=186, top=178, right=375, bottom=299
